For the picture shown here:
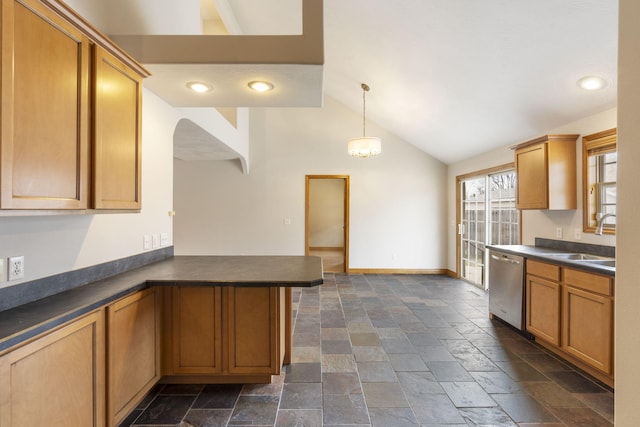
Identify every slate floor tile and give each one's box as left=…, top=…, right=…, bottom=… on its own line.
left=388, top=353, right=428, bottom=371
left=520, top=381, right=587, bottom=408
left=285, top=362, right=322, bottom=382
left=182, top=408, right=232, bottom=426
left=397, top=371, right=444, bottom=398
left=322, top=372, right=362, bottom=395
left=459, top=406, right=518, bottom=426
left=470, top=370, right=523, bottom=394
left=322, top=354, right=357, bottom=372
left=362, top=382, right=409, bottom=408
left=134, top=395, right=195, bottom=425
left=323, top=393, right=370, bottom=425
left=192, top=384, right=242, bottom=409
left=492, top=393, right=559, bottom=424
left=280, top=382, right=322, bottom=409
left=352, top=345, right=389, bottom=362
left=368, top=407, right=419, bottom=426
left=349, top=332, right=381, bottom=346
left=427, top=361, right=474, bottom=381
left=275, top=409, right=323, bottom=427
left=357, top=361, right=398, bottom=382
left=440, top=381, right=497, bottom=408
left=548, top=406, right=614, bottom=426
left=409, top=393, right=466, bottom=425
left=545, top=370, right=608, bottom=393
left=228, top=395, right=280, bottom=425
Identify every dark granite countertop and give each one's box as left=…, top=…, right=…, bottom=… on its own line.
left=487, top=244, right=615, bottom=277
left=0, top=256, right=323, bottom=353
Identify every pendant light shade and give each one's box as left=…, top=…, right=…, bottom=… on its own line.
left=348, top=83, right=381, bottom=157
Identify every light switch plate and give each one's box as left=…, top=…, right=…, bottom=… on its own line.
left=0, top=258, right=5, bottom=283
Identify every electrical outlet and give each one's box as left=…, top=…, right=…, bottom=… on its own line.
left=0, top=258, right=5, bottom=283
left=8, top=256, right=24, bottom=281
left=160, top=233, right=169, bottom=247
left=574, top=228, right=582, bottom=240
left=555, top=227, right=563, bottom=239
left=143, top=235, right=151, bottom=250
left=152, top=234, right=160, bottom=249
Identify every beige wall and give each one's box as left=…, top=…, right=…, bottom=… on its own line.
left=447, top=108, right=617, bottom=272
left=174, top=96, right=449, bottom=270
left=615, top=0, right=640, bottom=424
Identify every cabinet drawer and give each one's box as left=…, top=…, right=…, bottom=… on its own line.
left=526, top=259, right=560, bottom=281
left=564, top=268, right=613, bottom=296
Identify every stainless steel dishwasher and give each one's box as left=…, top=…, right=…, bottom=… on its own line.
left=488, top=249, right=525, bottom=330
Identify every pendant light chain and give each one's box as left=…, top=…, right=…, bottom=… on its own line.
left=361, top=83, right=369, bottom=137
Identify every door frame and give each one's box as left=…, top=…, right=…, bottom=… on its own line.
left=305, top=175, right=350, bottom=273
left=455, top=163, right=517, bottom=279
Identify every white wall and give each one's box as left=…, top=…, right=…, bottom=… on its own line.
left=0, top=89, right=175, bottom=287
left=174, top=96, right=448, bottom=270
left=447, top=108, right=617, bottom=271
left=615, top=0, right=640, bottom=424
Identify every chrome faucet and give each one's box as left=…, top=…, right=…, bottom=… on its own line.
left=595, top=213, right=616, bottom=235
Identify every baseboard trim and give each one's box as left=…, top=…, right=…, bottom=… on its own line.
left=346, top=268, right=449, bottom=275
left=446, top=269, right=458, bottom=278
left=309, top=246, right=344, bottom=251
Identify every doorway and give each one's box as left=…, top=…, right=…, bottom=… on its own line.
left=456, top=164, right=519, bottom=289
left=305, top=175, right=350, bottom=273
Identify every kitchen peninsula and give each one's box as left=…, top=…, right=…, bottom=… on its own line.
left=0, top=255, right=323, bottom=427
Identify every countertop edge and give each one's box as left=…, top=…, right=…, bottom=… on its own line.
left=487, top=245, right=615, bottom=277
left=0, top=256, right=324, bottom=353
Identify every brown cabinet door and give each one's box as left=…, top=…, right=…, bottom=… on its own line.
left=107, top=288, right=160, bottom=426
left=0, top=310, right=105, bottom=427
left=1, top=0, right=90, bottom=209
left=525, top=274, right=561, bottom=345
left=92, top=46, right=142, bottom=209
left=226, top=287, right=283, bottom=375
left=515, top=143, right=548, bottom=209
left=172, top=287, right=223, bottom=374
left=562, top=286, right=613, bottom=374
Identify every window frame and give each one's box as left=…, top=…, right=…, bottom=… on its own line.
left=582, top=128, right=617, bottom=235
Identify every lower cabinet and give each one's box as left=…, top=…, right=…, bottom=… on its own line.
left=562, top=269, right=613, bottom=375
left=0, top=310, right=105, bottom=427
left=226, top=287, right=285, bottom=375
left=526, top=275, right=561, bottom=345
left=107, top=288, right=161, bottom=426
left=165, top=286, right=285, bottom=381
left=525, top=260, right=614, bottom=386
left=171, top=286, right=223, bottom=374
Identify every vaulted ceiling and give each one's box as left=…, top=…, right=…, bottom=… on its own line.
left=70, top=0, right=618, bottom=165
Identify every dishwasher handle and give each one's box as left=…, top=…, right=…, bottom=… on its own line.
left=490, top=254, right=521, bottom=265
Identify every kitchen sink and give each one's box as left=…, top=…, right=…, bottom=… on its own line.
left=547, top=253, right=615, bottom=267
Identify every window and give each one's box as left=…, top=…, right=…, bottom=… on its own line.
left=583, top=129, right=617, bottom=234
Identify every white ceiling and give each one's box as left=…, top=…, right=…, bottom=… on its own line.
left=89, top=0, right=618, bottom=165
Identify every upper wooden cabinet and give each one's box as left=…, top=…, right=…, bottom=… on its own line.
left=0, top=0, right=90, bottom=209
left=0, top=0, right=148, bottom=212
left=93, top=47, right=143, bottom=209
left=513, top=134, right=579, bottom=210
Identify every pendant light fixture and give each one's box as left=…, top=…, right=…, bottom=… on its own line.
left=348, top=83, right=381, bottom=157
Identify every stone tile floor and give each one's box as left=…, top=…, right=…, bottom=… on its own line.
left=120, top=273, right=614, bottom=426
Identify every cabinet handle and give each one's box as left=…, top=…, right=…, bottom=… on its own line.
left=490, top=254, right=521, bottom=265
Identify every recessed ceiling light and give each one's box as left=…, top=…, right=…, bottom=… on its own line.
left=577, top=76, right=608, bottom=91
left=186, top=81, right=213, bottom=93
left=248, top=81, right=274, bottom=92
